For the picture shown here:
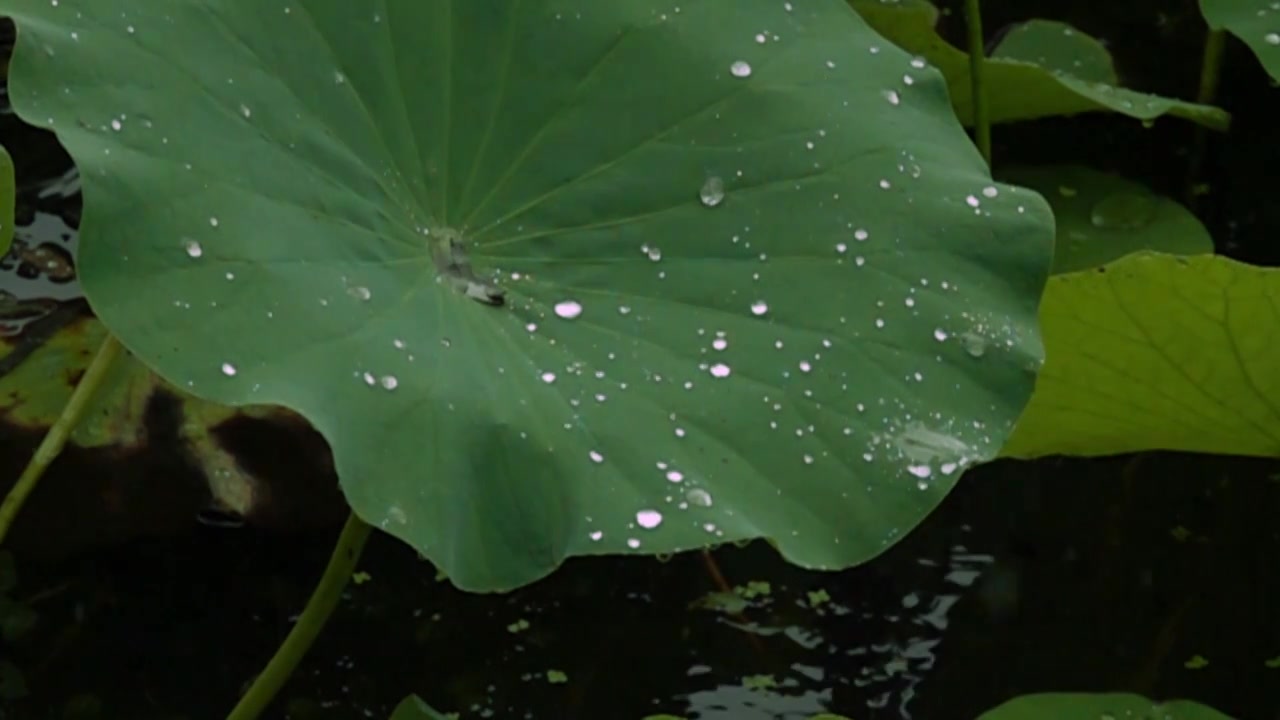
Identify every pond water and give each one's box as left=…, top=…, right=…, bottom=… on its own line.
left=2, top=3, right=1279, bottom=719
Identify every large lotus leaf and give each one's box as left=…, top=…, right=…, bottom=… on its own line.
left=851, top=0, right=1231, bottom=130
left=1003, top=253, right=1280, bottom=459
left=0, top=145, right=12, bottom=258
left=999, top=165, right=1213, bottom=274
left=978, top=692, right=1235, bottom=720
left=1199, top=0, right=1280, bottom=83
left=3, top=0, right=1054, bottom=590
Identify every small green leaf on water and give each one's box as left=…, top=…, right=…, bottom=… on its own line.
left=743, top=674, right=778, bottom=690
left=546, top=669, right=569, bottom=684
left=1264, top=656, right=1280, bottom=669
left=691, top=590, right=749, bottom=615
left=807, top=588, right=832, bottom=607
left=507, top=618, right=530, bottom=634
left=740, top=581, right=772, bottom=599
left=351, top=571, right=371, bottom=585
left=1170, top=526, right=1192, bottom=543
left=1184, top=655, right=1210, bottom=669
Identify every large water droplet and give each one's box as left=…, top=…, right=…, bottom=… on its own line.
left=709, top=362, right=732, bottom=378
left=1090, top=191, right=1156, bottom=230
left=220, top=362, right=237, bottom=377
left=729, top=60, right=752, bottom=78
left=554, top=300, right=583, bottom=319
left=960, top=331, right=987, bottom=357
left=750, top=300, right=769, bottom=316
left=685, top=488, right=713, bottom=507
left=907, top=463, right=932, bottom=479
left=636, top=509, right=664, bottom=529
left=699, top=176, right=725, bottom=207
left=183, top=238, right=203, bottom=258
left=894, top=422, right=971, bottom=471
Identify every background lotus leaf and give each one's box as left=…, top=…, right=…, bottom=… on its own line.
left=1003, top=253, right=1280, bottom=459
left=1199, top=0, right=1280, bottom=82
left=998, top=165, right=1214, bottom=274
left=851, top=0, right=1231, bottom=130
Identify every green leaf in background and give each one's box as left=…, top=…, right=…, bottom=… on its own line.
left=851, top=0, right=1231, bottom=130
left=389, top=695, right=456, bottom=720
left=990, top=19, right=1116, bottom=83
left=4, top=0, right=1053, bottom=590
left=978, top=692, right=1235, bottom=720
left=0, top=144, right=13, bottom=258
left=999, top=165, right=1213, bottom=274
left=0, top=313, right=301, bottom=520
left=1199, top=0, right=1280, bottom=83
left=1003, top=253, right=1280, bottom=459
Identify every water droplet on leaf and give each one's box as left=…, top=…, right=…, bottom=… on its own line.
left=636, top=509, right=664, bottom=529
left=699, top=176, right=725, bottom=207
left=554, top=300, right=583, bottom=319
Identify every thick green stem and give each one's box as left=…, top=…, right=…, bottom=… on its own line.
left=0, top=333, right=122, bottom=545
left=226, top=511, right=373, bottom=720
left=1185, top=29, right=1226, bottom=206
left=963, top=0, right=991, bottom=167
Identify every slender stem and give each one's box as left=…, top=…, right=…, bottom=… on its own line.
left=0, top=333, right=122, bottom=545
left=226, top=512, right=374, bottom=720
left=1185, top=29, right=1226, bottom=207
left=963, top=0, right=992, bottom=167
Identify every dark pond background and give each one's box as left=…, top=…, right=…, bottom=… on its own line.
left=1, top=1, right=1279, bottom=719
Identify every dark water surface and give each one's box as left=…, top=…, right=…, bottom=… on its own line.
left=1, top=3, right=1279, bottom=719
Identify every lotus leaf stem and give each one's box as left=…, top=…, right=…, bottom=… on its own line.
left=1185, top=29, right=1225, bottom=206
left=226, top=511, right=373, bottom=720
left=0, top=333, right=122, bottom=546
left=963, top=0, right=991, bottom=166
